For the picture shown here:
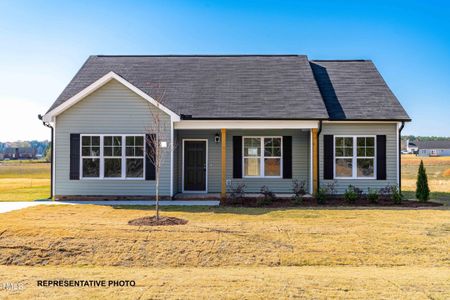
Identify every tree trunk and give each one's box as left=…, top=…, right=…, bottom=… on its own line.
left=155, top=171, right=160, bottom=220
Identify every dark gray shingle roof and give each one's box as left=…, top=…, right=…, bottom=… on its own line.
left=48, top=55, right=328, bottom=119
left=414, top=141, right=450, bottom=150
left=310, top=60, right=410, bottom=120
left=47, top=55, right=410, bottom=121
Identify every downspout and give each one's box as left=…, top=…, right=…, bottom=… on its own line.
left=316, top=120, right=323, bottom=191
left=398, top=121, right=405, bottom=192
left=38, top=114, right=53, bottom=200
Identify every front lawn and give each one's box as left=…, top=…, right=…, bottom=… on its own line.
left=0, top=205, right=448, bottom=298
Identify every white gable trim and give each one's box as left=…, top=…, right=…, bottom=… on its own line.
left=43, top=71, right=180, bottom=122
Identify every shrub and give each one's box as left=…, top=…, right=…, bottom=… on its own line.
left=344, top=185, right=360, bottom=204
left=416, top=160, right=430, bottom=202
left=257, top=185, right=276, bottom=206
left=324, top=180, right=337, bottom=197
left=367, top=188, right=379, bottom=203
left=292, top=179, right=307, bottom=196
left=379, top=184, right=403, bottom=204
left=291, top=179, right=306, bottom=205
left=391, top=185, right=403, bottom=204
left=379, top=185, right=392, bottom=201
left=227, top=183, right=246, bottom=204
left=315, top=187, right=328, bottom=205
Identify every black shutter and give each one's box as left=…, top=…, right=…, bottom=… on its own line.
left=323, top=135, right=334, bottom=180
left=145, top=134, right=156, bottom=180
left=377, top=135, right=387, bottom=180
left=282, top=136, right=292, bottom=179
left=69, top=134, right=80, bottom=180
left=233, top=136, right=242, bottom=178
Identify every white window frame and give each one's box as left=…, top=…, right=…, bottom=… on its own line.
left=80, top=134, right=146, bottom=180
left=242, top=136, right=283, bottom=178
left=334, top=135, right=376, bottom=180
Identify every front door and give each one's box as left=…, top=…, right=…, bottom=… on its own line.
left=183, top=140, right=207, bottom=192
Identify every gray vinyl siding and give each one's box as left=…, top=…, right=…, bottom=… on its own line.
left=319, top=123, right=398, bottom=194
left=227, top=129, right=310, bottom=193
left=55, top=79, right=171, bottom=197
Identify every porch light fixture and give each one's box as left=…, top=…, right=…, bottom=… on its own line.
left=215, top=133, right=220, bottom=143
left=160, top=141, right=167, bottom=148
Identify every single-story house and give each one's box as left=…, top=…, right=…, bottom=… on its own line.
left=41, top=55, right=410, bottom=200
left=404, top=139, right=418, bottom=154
left=415, top=141, right=450, bottom=157
left=3, top=147, right=36, bottom=160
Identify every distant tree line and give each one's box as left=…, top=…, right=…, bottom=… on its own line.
left=0, top=140, right=49, bottom=156
left=401, top=135, right=450, bottom=141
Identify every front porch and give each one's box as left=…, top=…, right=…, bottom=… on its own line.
left=172, top=121, right=320, bottom=199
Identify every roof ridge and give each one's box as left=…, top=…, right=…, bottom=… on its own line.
left=94, top=54, right=306, bottom=58
left=311, top=59, right=371, bottom=62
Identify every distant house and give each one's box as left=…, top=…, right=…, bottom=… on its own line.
left=3, top=147, right=36, bottom=160
left=415, top=141, right=450, bottom=157
left=405, top=139, right=418, bottom=154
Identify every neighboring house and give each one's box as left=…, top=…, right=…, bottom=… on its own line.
left=41, top=55, right=410, bottom=200
left=405, top=139, right=418, bottom=154
left=415, top=141, right=450, bottom=157
left=3, top=147, right=36, bottom=160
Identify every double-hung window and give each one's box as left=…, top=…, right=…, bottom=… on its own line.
left=125, top=136, right=145, bottom=178
left=243, top=137, right=282, bottom=178
left=80, top=134, right=145, bottom=179
left=81, top=136, right=101, bottom=177
left=335, top=136, right=375, bottom=179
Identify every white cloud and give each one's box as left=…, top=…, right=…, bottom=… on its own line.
left=0, top=98, right=50, bottom=141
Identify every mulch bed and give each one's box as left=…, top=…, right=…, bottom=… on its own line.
left=222, top=197, right=443, bottom=208
left=128, top=216, right=188, bottom=226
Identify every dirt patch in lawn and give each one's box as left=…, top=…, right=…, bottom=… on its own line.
left=222, top=197, right=443, bottom=208
left=128, top=216, right=188, bottom=226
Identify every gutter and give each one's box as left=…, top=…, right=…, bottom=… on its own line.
left=398, top=121, right=405, bottom=192
left=38, top=114, right=53, bottom=200
left=317, top=120, right=323, bottom=192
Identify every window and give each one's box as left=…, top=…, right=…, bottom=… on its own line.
left=81, top=136, right=100, bottom=178
left=103, top=136, right=122, bottom=178
left=125, top=136, right=144, bottom=178
left=243, top=137, right=282, bottom=177
left=80, top=134, right=145, bottom=179
left=334, top=136, right=375, bottom=179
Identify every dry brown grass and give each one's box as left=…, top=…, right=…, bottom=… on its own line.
left=0, top=265, right=449, bottom=299
left=402, top=155, right=450, bottom=194
left=0, top=205, right=449, bottom=298
left=443, top=169, right=450, bottom=177
left=0, top=162, right=50, bottom=201
left=0, top=205, right=449, bottom=268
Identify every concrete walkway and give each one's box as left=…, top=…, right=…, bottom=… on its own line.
left=0, top=200, right=220, bottom=214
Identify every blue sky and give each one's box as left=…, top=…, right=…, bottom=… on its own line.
left=0, top=0, right=449, bottom=140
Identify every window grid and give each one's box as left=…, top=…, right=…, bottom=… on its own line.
left=243, top=136, right=283, bottom=178
left=80, top=134, right=145, bottom=180
left=334, top=136, right=376, bottom=179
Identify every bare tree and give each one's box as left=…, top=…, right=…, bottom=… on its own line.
left=145, top=84, right=176, bottom=221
